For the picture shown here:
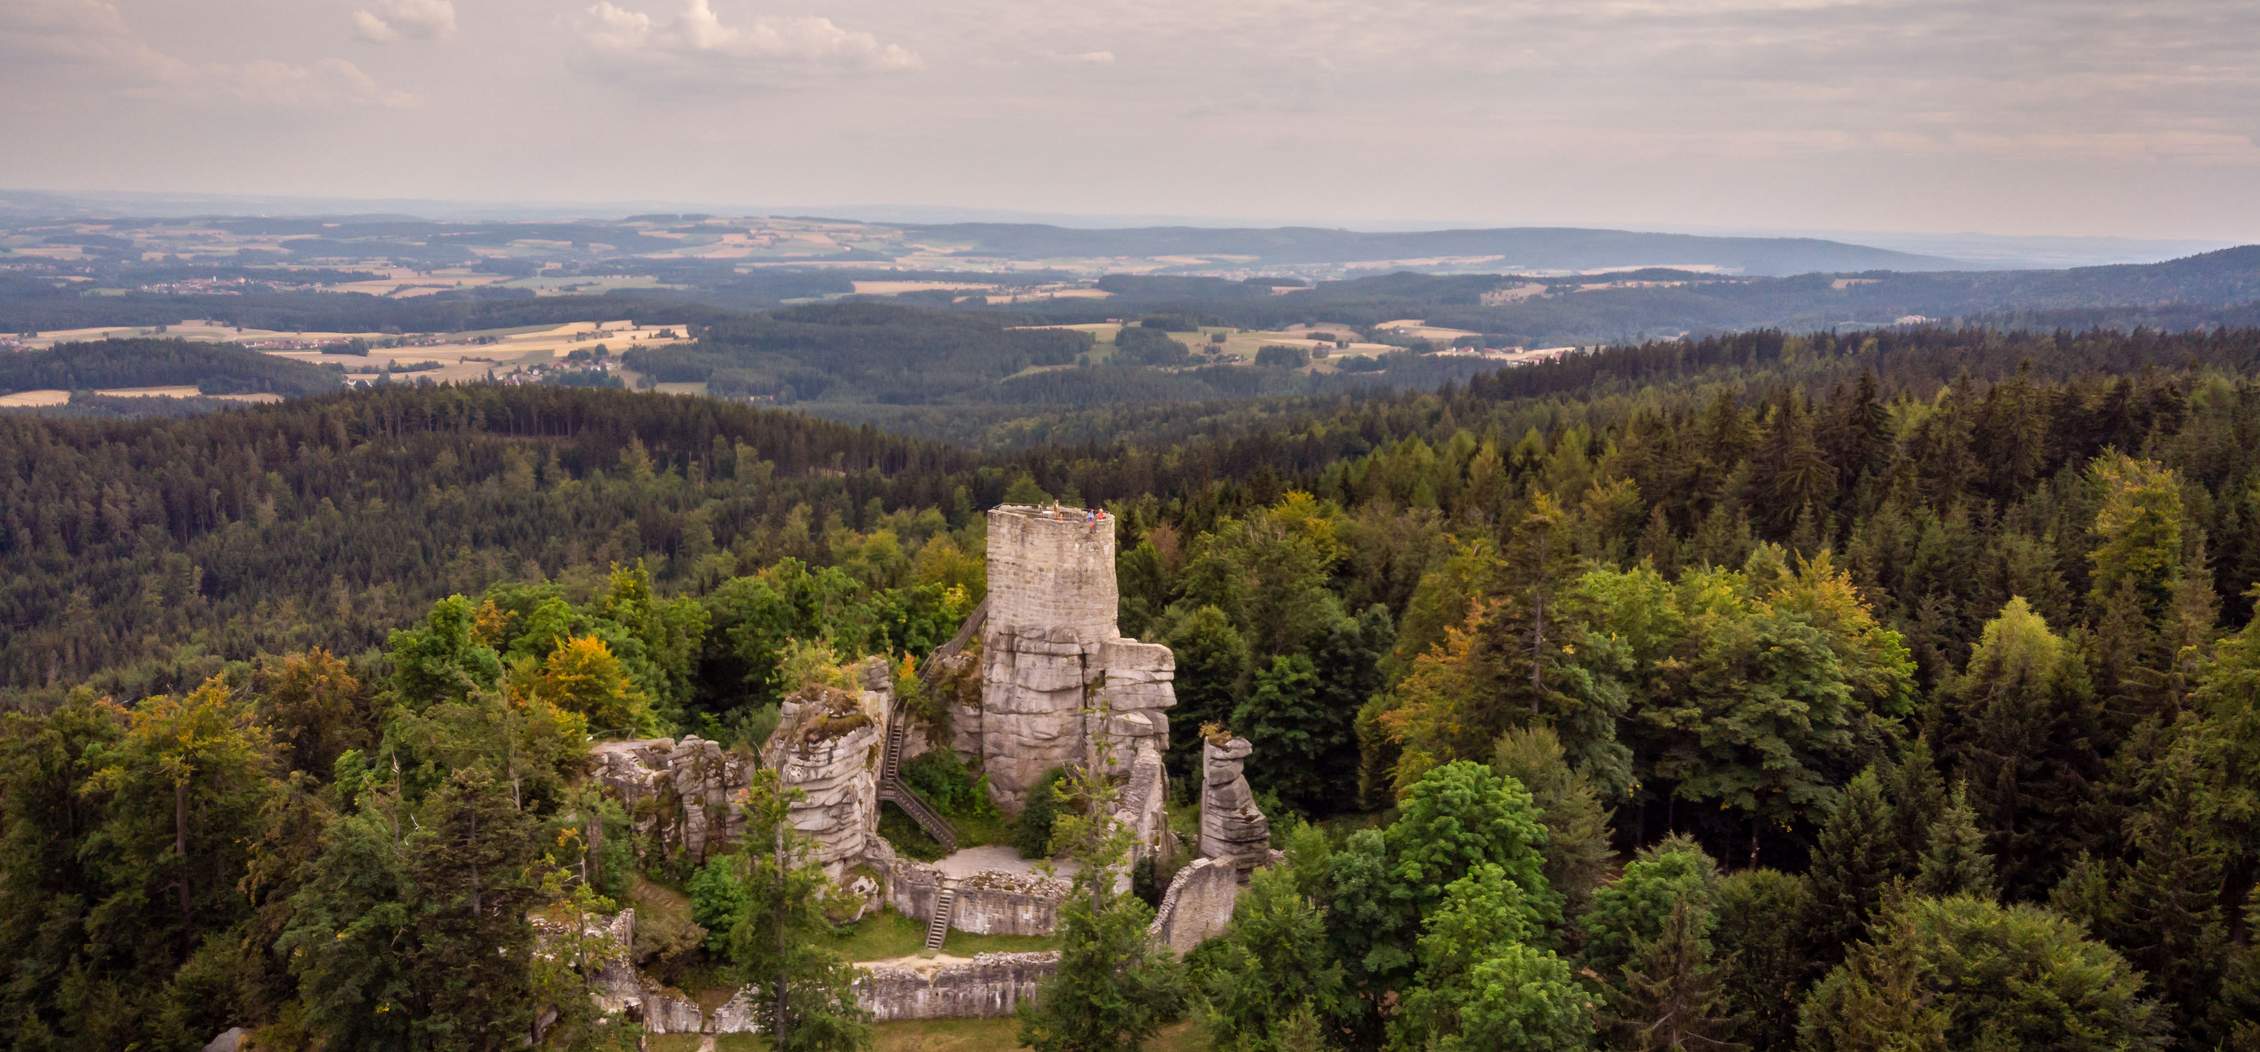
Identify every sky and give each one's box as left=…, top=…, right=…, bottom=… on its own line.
left=2, top=0, right=2257, bottom=240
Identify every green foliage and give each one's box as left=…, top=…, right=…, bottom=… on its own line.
left=1579, top=834, right=1719, bottom=982
left=1019, top=765, right=1186, bottom=1052
left=900, top=748, right=994, bottom=822
left=1389, top=865, right=1591, bottom=1051
left=1192, top=865, right=1345, bottom=1051
left=1012, top=767, right=1067, bottom=858
left=1711, top=868, right=1813, bottom=1049
left=1800, top=769, right=1904, bottom=967
left=1913, top=784, right=1997, bottom=900
left=718, top=768, right=871, bottom=1052
left=1605, top=899, right=1741, bottom=1052
left=1161, top=604, right=1251, bottom=781
left=1492, top=724, right=1616, bottom=919
left=388, top=595, right=504, bottom=709
left=1932, top=596, right=2099, bottom=893
left=1798, top=896, right=2168, bottom=1051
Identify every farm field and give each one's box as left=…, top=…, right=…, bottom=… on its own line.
left=1374, top=318, right=1485, bottom=342
left=16, top=319, right=691, bottom=390
left=1166, top=325, right=1398, bottom=363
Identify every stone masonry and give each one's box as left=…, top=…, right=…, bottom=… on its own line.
left=962, top=505, right=1176, bottom=813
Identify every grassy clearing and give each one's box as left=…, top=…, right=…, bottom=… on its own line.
left=824, top=908, right=1060, bottom=961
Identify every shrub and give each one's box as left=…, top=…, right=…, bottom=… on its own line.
left=1013, top=767, right=1068, bottom=858
left=687, top=858, right=749, bottom=957
left=902, top=749, right=994, bottom=820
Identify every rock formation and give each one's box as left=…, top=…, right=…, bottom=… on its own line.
left=589, top=735, right=751, bottom=866
left=770, top=657, right=893, bottom=879
left=960, top=505, right=1176, bottom=813
left=1198, top=735, right=1269, bottom=867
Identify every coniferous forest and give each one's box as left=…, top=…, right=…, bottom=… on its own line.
left=6, top=324, right=2260, bottom=1049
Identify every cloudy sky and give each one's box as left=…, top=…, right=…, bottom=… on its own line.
left=2, top=0, right=2256, bottom=238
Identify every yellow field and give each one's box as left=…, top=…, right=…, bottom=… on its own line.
left=318, top=267, right=509, bottom=298
left=1375, top=319, right=1484, bottom=342
left=983, top=286, right=1113, bottom=304
left=1480, top=282, right=1549, bottom=305
left=13, top=319, right=692, bottom=393
left=0, top=388, right=283, bottom=408
left=852, top=280, right=999, bottom=296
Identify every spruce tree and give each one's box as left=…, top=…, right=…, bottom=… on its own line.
left=1607, top=899, right=1742, bottom=1051
left=1801, top=769, right=1902, bottom=966
left=1019, top=762, right=1185, bottom=1052
left=1914, top=784, right=1997, bottom=900
left=722, top=769, right=870, bottom=1052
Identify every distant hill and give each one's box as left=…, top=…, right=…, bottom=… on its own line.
left=0, top=338, right=343, bottom=398
left=899, top=223, right=1965, bottom=276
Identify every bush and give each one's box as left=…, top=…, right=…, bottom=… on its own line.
left=1013, top=767, right=1067, bottom=858
left=902, top=749, right=994, bottom=820
left=1254, top=345, right=1309, bottom=369
left=687, top=858, right=749, bottom=957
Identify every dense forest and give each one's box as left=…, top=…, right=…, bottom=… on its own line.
left=5, top=325, right=2260, bottom=1049
left=0, top=338, right=344, bottom=396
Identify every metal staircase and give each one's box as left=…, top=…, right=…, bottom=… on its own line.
left=876, top=599, right=989, bottom=856
left=923, top=884, right=957, bottom=953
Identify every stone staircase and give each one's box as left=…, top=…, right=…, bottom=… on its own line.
left=876, top=599, right=989, bottom=857
left=923, top=884, right=957, bottom=953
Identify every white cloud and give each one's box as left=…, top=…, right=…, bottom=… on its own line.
left=576, top=0, right=921, bottom=85
left=352, top=0, right=456, bottom=43
left=0, top=0, right=415, bottom=108
left=1067, top=50, right=1114, bottom=64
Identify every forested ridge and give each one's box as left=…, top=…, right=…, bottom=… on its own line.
left=0, top=338, right=344, bottom=397
left=6, top=324, right=2260, bottom=1049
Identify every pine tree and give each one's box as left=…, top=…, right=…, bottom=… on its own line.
left=1493, top=725, right=1616, bottom=918
left=1914, top=784, right=1997, bottom=900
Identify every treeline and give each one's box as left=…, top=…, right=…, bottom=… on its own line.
left=962, top=246, right=2260, bottom=348
left=622, top=301, right=1092, bottom=403
left=0, top=338, right=344, bottom=396
left=4, top=324, right=2260, bottom=1046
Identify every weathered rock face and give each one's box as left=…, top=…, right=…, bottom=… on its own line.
left=770, top=657, right=893, bottom=878
left=1199, top=736, right=1269, bottom=867
left=590, top=735, right=751, bottom=866
left=966, top=506, right=1176, bottom=813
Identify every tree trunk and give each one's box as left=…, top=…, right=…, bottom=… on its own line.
left=773, top=820, right=790, bottom=1052
left=174, top=778, right=193, bottom=932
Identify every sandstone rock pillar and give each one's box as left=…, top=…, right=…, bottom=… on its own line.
left=1198, top=735, right=1269, bottom=867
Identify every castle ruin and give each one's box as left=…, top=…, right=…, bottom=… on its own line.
left=953, top=504, right=1177, bottom=818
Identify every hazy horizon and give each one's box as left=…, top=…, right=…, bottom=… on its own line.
left=4, top=1, right=2257, bottom=242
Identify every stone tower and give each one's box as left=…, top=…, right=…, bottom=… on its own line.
left=956, top=505, right=1176, bottom=814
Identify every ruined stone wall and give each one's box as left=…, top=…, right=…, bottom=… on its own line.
left=975, top=506, right=1176, bottom=817
left=882, top=856, right=1069, bottom=937
left=855, top=953, right=1060, bottom=1022
left=1149, top=858, right=1244, bottom=956
left=985, top=505, right=1119, bottom=640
